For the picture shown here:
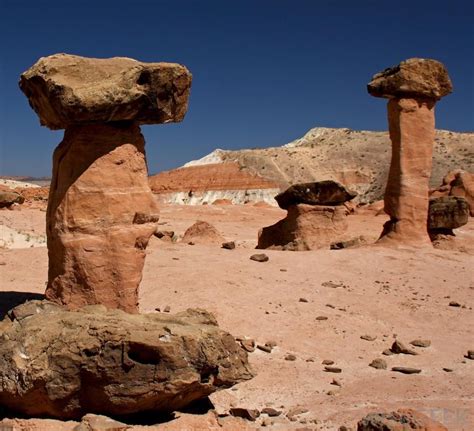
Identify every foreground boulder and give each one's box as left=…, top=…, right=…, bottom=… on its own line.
left=19, top=54, right=192, bottom=312
left=0, top=190, right=25, bottom=208
left=257, top=204, right=348, bottom=250
left=182, top=220, right=225, bottom=245
left=275, top=180, right=356, bottom=210
left=357, top=408, right=447, bottom=430
left=0, top=301, right=253, bottom=420
left=368, top=58, right=453, bottom=246
left=428, top=196, right=469, bottom=231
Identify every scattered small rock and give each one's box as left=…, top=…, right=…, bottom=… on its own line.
left=391, top=367, right=421, bottom=374
left=74, top=413, right=129, bottom=431
left=442, top=367, right=453, bottom=372
left=360, top=335, right=377, bottom=341
left=316, top=316, right=328, bottom=321
left=222, top=241, right=235, bottom=250
left=326, top=304, right=336, bottom=309
left=154, top=230, right=174, bottom=240
left=285, top=353, right=297, bottom=361
left=299, top=297, right=308, bottom=303
left=466, top=350, right=474, bottom=360
left=449, top=301, right=461, bottom=307
left=391, top=340, right=417, bottom=355
left=280, top=268, right=287, bottom=272
left=250, top=253, right=269, bottom=262
left=257, top=344, right=272, bottom=353
left=240, top=339, right=256, bottom=353
left=369, top=358, right=387, bottom=370
left=382, top=349, right=394, bottom=356
left=287, top=407, right=309, bottom=420
left=324, top=366, right=342, bottom=373
left=410, top=339, right=431, bottom=348
left=321, top=281, right=343, bottom=288
left=331, top=378, right=342, bottom=386
left=261, top=407, right=281, bottom=417
left=163, top=305, right=171, bottom=313
left=229, top=407, right=260, bottom=421
left=322, top=359, right=334, bottom=365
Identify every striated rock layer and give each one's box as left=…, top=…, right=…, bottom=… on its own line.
left=46, top=123, right=159, bottom=312
left=0, top=301, right=253, bottom=420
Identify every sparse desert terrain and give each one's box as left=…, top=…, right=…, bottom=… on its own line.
left=1, top=201, right=473, bottom=430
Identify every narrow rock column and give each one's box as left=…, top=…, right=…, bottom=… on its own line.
left=20, top=54, right=192, bottom=312
left=367, top=58, right=452, bottom=246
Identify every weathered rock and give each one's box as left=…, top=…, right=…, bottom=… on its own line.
left=466, top=350, right=474, bottom=360
left=449, top=171, right=474, bottom=216
left=275, top=181, right=357, bottom=210
left=250, top=253, right=269, bottom=262
left=410, top=339, right=431, bottom=348
left=257, top=204, right=348, bottom=251
left=229, top=408, right=260, bottom=421
left=369, top=58, right=452, bottom=246
left=0, top=301, right=253, bottom=419
left=0, top=191, right=25, bottom=208
left=154, top=230, right=175, bottom=241
left=74, top=414, right=129, bottom=431
left=45, top=123, right=159, bottom=313
left=391, top=367, right=421, bottom=374
left=357, top=408, right=447, bottom=430
left=222, top=241, right=236, bottom=250
left=19, top=53, right=192, bottom=130
left=367, top=58, right=452, bottom=100
left=369, top=358, right=387, bottom=370
left=428, top=196, right=469, bottom=230
left=391, top=340, right=417, bottom=355
left=182, top=220, right=225, bottom=245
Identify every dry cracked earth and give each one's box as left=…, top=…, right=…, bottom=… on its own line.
left=0, top=202, right=473, bottom=430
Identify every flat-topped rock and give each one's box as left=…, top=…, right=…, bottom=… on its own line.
left=275, top=180, right=357, bottom=210
left=367, top=58, right=452, bottom=100
left=0, top=301, right=253, bottom=419
left=19, top=53, right=192, bottom=129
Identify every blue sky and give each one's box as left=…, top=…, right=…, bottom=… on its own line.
left=0, top=0, right=472, bottom=177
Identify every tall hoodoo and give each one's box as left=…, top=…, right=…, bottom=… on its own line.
left=20, top=54, right=192, bottom=312
left=367, top=58, right=452, bottom=245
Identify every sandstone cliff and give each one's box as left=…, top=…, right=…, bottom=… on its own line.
left=150, top=127, right=473, bottom=205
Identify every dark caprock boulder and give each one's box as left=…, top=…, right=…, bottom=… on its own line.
left=428, top=196, right=469, bottom=231
left=275, top=180, right=357, bottom=210
left=0, top=301, right=253, bottom=420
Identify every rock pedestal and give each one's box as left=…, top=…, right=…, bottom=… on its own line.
left=20, top=54, right=192, bottom=312
left=368, top=58, right=452, bottom=246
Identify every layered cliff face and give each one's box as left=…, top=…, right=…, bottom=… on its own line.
left=149, top=127, right=473, bottom=205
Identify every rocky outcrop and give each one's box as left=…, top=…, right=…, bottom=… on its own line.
left=368, top=58, right=453, bottom=246
left=357, top=408, right=447, bottom=430
left=182, top=220, right=225, bottom=245
left=19, top=54, right=191, bottom=312
left=275, top=180, right=356, bottom=209
left=257, top=204, right=348, bottom=250
left=257, top=182, right=352, bottom=250
left=0, top=301, right=253, bottom=420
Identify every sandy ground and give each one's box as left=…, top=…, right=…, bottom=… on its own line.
left=0, top=203, right=473, bottom=430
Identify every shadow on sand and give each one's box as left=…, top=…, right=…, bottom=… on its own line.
left=0, top=291, right=45, bottom=320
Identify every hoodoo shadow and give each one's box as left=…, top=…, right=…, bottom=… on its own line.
left=0, top=291, right=45, bottom=320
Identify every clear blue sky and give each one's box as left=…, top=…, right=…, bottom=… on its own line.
left=0, top=0, right=472, bottom=177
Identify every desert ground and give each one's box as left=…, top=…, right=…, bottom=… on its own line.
left=1, top=200, right=473, bottom=430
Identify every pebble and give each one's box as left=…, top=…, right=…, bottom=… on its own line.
left=449, top=301, right=461, bottom=307
left=466, top=350, right=474, bottom=360
left=257, top=344, right=272, bottom=353
left=360, top=335, right=377, bottom=341
left=284, top=353, right=297, bottom=361
left=391, top=366, right=421, bottom=374
left=163, top=305, right=171, bottom=313
left=382, top=349, right=394, bottom=356
left=369, top=358, right=387, bottom=370
left=391, top=340, right=417, bottom=355
left=240, top=339, right=256, bottom=353
left=442, top=367, right=453, bottom=372
left=410, top=339, right=431, bottom=348
left=299, top=298, right=308, bottom=303
left=250, top=253, right=269, bottom=262
left=322, top=359, right=334, bottom=365
left=324, top=366, right=342, bottom=373
left=261, top=407, right=281, bottom=417
left=326, top=304, right=336, bottom=309
left=229, top=407, right=260, bottom=421
left=221, top=241, right=236, bottom=250
left=331, top=378, right=342, bottom=386
left=316, top=316, right=328, bottom=321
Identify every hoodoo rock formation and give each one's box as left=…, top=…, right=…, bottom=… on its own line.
left=368, top=58, right=453, bottom=246
left=257, top=181, right=356, bottom=250
left=19, top=54, right=192, bottom=312
left=0, top=301, right=253, bottom=419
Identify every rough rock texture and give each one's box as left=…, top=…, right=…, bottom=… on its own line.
left=181, top=220, right=225, bottom=245
left=274, top=180, right=357, bottom=210
left=257, top=204, right=348, bottom=250
left=379, top=98, right=436, bottom=245
left=450, top=171, right=474, bottom=216
left=367, top=58, right=452, bottom=100
left=357, top=408, right=447, bottom=430
left=45, top=123, right=159, bottom=313
left=369, top=58, right=453, bottom=246
left=19, top=53, right=192, bottom=129
left=0, top=191, right=24, bottom=208
left=428, top=196, right=469, bottom=230
left=0, top=301, right=253, bottom=420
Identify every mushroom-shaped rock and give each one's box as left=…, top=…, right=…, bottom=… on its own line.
left=367, top=58, right=452, bottom=100
left=0, top=301, right=253, bottom=419
left=368, top=58, right=452, bottom=246
left=275, top=180, right=357, bottom=210
left=19, top=54, right=192, bottom=312
left=19, top=53, right=192, bottom=129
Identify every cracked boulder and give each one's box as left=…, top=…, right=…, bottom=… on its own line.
left=0, top=301, right=253, bottom=420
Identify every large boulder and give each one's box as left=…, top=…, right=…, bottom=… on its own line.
left=0, top=301, right=253, bottom=420
left=181, top=220, right=225, bottom=245
left=0, top=190, right=25, bottom=208
left=19, top=53, right=192, bottom=129
left=257, top=204, right=348, bottom=250
left=357, top=409, right=447, bottom=430
left=367, top=58, right=452, bottom=100
left=428, top=196, right=469, bottom=230
left=275, top=180, right=357, bottom=210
